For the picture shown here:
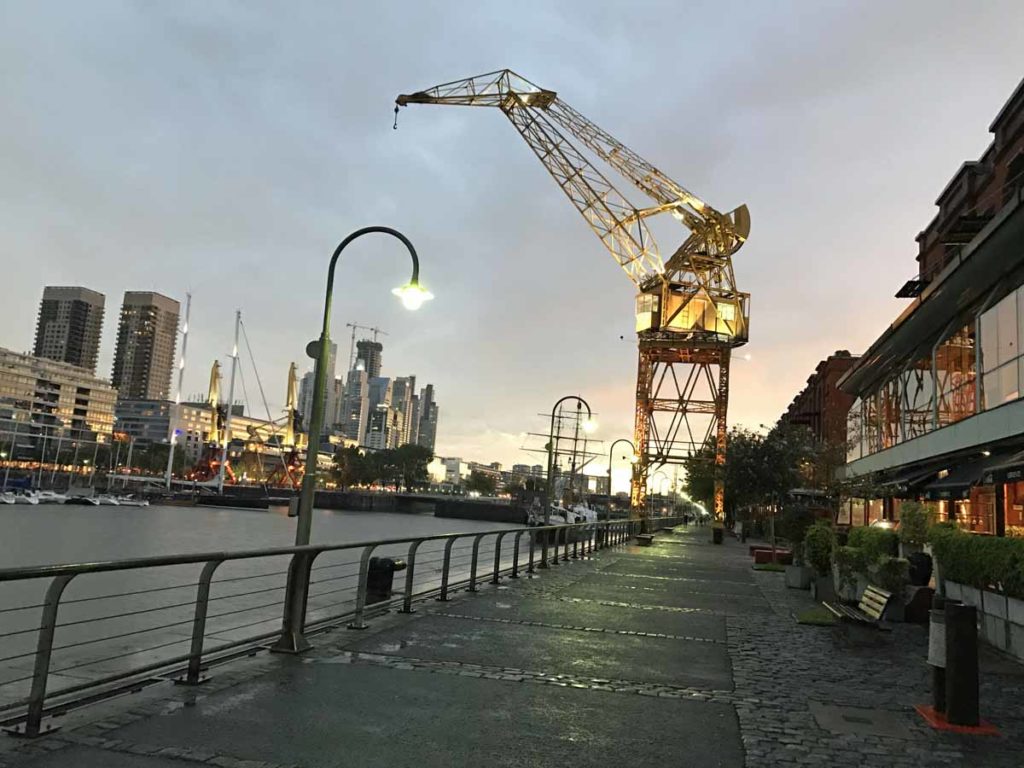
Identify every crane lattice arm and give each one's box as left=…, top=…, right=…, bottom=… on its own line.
left=396, top=69, right=749, bottom=288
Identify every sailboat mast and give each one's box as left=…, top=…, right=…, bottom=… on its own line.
left=217, top=310, right=241, bottom=493
left=166, top=292, right=191, bottom=490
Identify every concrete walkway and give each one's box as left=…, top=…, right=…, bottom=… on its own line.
left=2, top=526, right=1022, bottom=767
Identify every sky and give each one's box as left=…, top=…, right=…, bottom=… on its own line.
left=2, top=1, right=1023, bottom=491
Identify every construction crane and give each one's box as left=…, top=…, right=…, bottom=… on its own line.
left=344, top=322, right=388, bottom=371
left=396, top=70, right=750, bottom=523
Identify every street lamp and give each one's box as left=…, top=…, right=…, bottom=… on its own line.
left=543, top=395, right=594, bottom=524
left=294, top=226, right=431, bottom=546
left=606, top=438, right=635, bottom=515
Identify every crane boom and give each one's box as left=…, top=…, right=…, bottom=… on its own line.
left=397, top=69, right=751, bottom=525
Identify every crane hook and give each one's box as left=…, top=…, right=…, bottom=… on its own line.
left=393, top=104, right=399, bottom=130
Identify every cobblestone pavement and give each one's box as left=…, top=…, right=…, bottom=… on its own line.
left=1, top=525, right=1022, bottom=767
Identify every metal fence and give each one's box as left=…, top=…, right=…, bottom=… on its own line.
left=0, top=517, right=677, bottom=736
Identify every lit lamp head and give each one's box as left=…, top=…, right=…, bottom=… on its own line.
left=392, top=280, right=434, bottom=311
left=582, top=418, right=597, bottom=434
left=629, top=453, right=640, bottom=465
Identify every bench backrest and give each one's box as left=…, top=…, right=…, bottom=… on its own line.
left=858, top=585, right=892, bottom=620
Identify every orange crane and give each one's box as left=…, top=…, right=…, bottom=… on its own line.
left=396, top=70, right=750, bottom=524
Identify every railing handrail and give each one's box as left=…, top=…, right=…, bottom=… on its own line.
left=0, top=519, right=633, bottom=582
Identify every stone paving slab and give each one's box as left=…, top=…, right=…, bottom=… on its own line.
left=9, top=746, right=189, bottom=768
left=598, top=557, right=755, bottom=582
left=429, top=592, right=728, bottom=640
left=341, top=612, right=733, bottom=690
left=587, top=571, right=761, bottom=596
left=561, top=579, right=773, bottom=614
left=108, top=661, right=744, bottom=768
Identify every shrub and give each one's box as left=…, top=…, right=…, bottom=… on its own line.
left=898, top=502, right=933, bottom=546
left=848, top=526, right=898, bottom=564
left=803, top=521, right=833, bottom=576
left=928, top=524, right=1024, bottom=599
left=835, top=545, right=867, bottom=590
left=871, top=556, right=910, bottom=593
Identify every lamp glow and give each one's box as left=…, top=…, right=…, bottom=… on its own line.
left=392, top=281, right=434, bottom=311
left=629, top=453, right=640, bottom=464
left=582, top=419, right=597, bottom=434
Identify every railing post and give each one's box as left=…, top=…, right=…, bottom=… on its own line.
left=468, top=533, right=486, bottom=592
left=510, top=530, right=525, bottom=578
left=348, top=544, right=378, bottom=630
left=178, top=559, right=224, bottom=685
left=272, top=550, right=317, bottom=654
left=550, top=527, right=561, bottom=566
left=401, top=540, right=423, bottom=614
left=572, top=526, right=579, bottom=559
left=436, top=536, right=458, bottom=601
left=562, top=525, right=570, bottom=562
left=527, top=530, right=537, bottom=575
left=491, top=531, right=508, bottom=584
left=11, top=574, right=75, bottom=737
left=539, top=528, right=549, bottom=569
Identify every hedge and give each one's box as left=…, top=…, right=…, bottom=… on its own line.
left=847, top=526, right=898, bottom=564
left=929, top=524, right=1024, bottom=599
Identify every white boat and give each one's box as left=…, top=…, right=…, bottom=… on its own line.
left=0, top=492, right=15, bottom=505
left=65, top=495, right=100, bottom=506
left=35, top=491, right=68, bottom=505
left=117, top=497, right=149, bottom=507
left=13, top=492, right=39, bottom=505
left=96, top=494, right=120, bottom=506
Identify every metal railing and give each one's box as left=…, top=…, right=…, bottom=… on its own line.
left=0, top=517, right=679, bottom=736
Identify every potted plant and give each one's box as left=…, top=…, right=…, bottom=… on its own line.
left=780, top=508, right=816, bottom=590
left=870, top=556, right=910, bottom=621
left=898, top=501, right=932, bottom=557
left=785, top=542, right=813, bottom=589
left=833, top=544, right=867, bottom=603
left=804, top=521, right=834, bottom=601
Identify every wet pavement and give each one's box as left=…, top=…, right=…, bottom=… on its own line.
left=2, top=524, right=1023, bottom=767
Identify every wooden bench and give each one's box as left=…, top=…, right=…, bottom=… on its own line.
left=636, top=534, right=655, bottom=547
left=823, top=585, right=893, bottom=629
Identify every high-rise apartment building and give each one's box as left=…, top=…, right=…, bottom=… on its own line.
left=391, top=375, right=416, bottom=445
left=338, top=368, right=370, bottom=442
left=355, top=340, right=383, bottom=379
left=416, top=383, right=438, bottom=452
left=111, top=292, right=180, bottom=400
left=33, top=286, right=105, bottom=373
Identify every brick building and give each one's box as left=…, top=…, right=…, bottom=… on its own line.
left=781, top=351, right=860, bottom=447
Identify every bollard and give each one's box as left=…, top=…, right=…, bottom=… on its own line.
left=927, top=593, right=947, bottom=713
left=945, top=602, right=979, bottom=727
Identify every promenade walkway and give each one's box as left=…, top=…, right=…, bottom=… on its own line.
left=2, top=526, right=1022, bottom=767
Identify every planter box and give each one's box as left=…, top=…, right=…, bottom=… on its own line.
left=1010, top=596, right=1024, bottom=626
left=960, top=585, right=982, bottom=609
left=944, top=580, right=962, bottom=602
left=943, top=581, right=1024, bottom=663
left=811, top=575, right=834, bottom=602
left=785, top=564, right=812, bottom=590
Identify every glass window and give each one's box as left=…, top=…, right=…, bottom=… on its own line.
left=997, top=293, right=1018, bottom=366
left=980, top=306, right=999, bottom=373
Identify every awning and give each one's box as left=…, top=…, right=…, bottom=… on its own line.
left=922, top=453, right=1007, bottom=500
left=878, top=465, right=942, bottom=497
left=982, top=451, right=1024, bottom=485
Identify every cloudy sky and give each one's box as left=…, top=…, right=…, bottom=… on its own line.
left=2, top=2, right=1022, bottom=488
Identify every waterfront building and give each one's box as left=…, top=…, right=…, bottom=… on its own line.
left=512, top=463, right=532, bottom=475
left=355, top=339, right=383, bottom=379
left=365, top=403, right=402, bottom=450
left=110, top=292, right=180, bottom=400
left=0, top=347, right=116, bottom=450
left=839, top=76, right=1024, bottom=535
left=442, top=457, right=469, bottom=485
left=33, top=286, right=105, bottom=374
left=780, top=351, right=859, bottom=448
left=368, top=376, right=392, bottom=411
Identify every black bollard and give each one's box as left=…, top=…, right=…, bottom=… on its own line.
left=944, top=602, right=980, bottom=727
left=927, top=593, right=946, bottom=713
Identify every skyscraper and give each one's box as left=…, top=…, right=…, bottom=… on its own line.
left=355, top=339, right=383, bottom=379
left=391, top=375, right=416, bottom=445
left=33, top=286, right=105, bottom=373
left=111, top=292, right=180, bottom=400
left=338, top=368, right=370, bottom=442
left=416, top=384, right=438, bottom=452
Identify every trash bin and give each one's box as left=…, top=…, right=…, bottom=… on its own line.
left=366, top=557, right=407, bottom=605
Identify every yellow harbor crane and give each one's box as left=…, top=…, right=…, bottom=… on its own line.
left=396, top=70, right=750, bottom=522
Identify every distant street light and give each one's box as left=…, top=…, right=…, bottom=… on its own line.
left=543, top=395, right=594, bottom=524
left=294, top=227, right=432, bottom=546
left=606, top=438, right=636, bottom=508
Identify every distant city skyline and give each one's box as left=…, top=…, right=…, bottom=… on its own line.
left=2, top=3, right=1023, bottom=472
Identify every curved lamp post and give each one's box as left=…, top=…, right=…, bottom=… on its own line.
left=295, top=226, right=432, bottom=546
left=650, top=470, right=669, bottom=519
left=606, top=438, right=636, bottom=515
left=543, top=395, right=594, bottom=524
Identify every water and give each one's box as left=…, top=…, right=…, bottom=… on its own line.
left=0, top=504, right=528, bottom=710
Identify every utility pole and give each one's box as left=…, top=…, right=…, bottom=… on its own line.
left=166, top=292, right=191, bottom=490
left=217, top=310, right=241, bottom=494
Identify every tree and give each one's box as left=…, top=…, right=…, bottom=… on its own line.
left=464, top=470, right=497, bottom=495
left=392, top=444, right=432, bottom=491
